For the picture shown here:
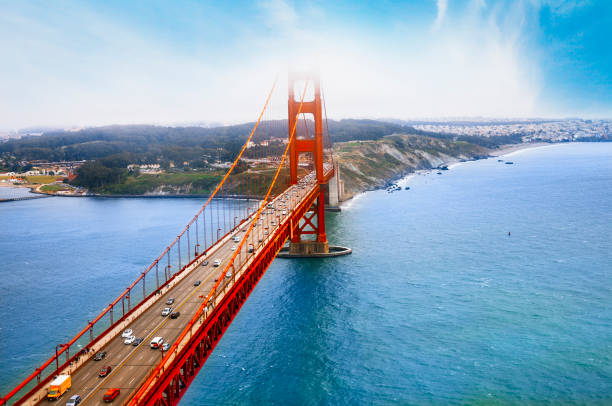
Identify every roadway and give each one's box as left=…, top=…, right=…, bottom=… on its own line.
left=36, top=177, right=316, bottom=406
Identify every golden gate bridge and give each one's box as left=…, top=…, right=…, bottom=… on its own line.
left=1, top=71, right=350, bottom=406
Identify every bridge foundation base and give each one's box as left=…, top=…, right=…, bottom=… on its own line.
left=291, top=240, right=329, bottom=255
left=277, top=244, right=352, bottom=258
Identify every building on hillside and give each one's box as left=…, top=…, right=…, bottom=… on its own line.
left=127, top=164, right=163, bottom=174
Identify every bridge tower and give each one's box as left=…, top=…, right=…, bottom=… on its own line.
left=287, top=70, right=329, bottom=255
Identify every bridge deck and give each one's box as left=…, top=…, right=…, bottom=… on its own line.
left=29, top=174, right=323, bottom=406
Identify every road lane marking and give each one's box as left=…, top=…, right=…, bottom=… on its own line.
left=80, top=254, right=222, bottom=405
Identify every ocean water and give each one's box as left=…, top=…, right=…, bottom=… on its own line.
left=0, top=186, right=37, bottom=199
left=1, top=143, right=611, bottom=404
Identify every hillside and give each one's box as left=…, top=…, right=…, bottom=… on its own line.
left=334, top=134, right=490, bottom=199
left=1, top=121, right=518, bottom=197
left=0, top=120, right=423, bottom=170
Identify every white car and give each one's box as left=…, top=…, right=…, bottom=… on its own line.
left=121, top=329, right=133, bottom=338
left=225, top=270, right=232, bottom=279
left=231, top=245, right=237, bottom=251
left=66, top=395, right=81, bottom=406
left=213, top=259, right=221, bottom=267
left=124, top=335, right=135, bottom=345
left=161, top=307, right=172, bottom=317
left=282, top=210, right=287, bottom=215
left=150, top=337, right=164, bottom=349
left=233, top=236, right=240, bottom=242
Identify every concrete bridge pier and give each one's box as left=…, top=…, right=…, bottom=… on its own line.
left=325, top=162, right=343, bottom=212
left=280, top=241, right=351, bottom=258
left=288, top=240, right=330, bottom=255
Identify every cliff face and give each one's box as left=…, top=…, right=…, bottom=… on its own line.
left=334, top=134, right=489, bottom=199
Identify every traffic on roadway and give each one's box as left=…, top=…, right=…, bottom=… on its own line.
left=36, top=174, right=321, bottom=405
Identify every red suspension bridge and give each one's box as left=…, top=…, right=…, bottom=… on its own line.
left=1, top=71, right=350, bottom=406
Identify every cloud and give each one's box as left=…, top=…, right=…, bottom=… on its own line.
left=259, top=0, right=298, bottom=29
left=531, top=0, right=591, bottom=15
left=302, top=1, right=543, bottom=120
left=1, top=0, right=606, bottom=128
left=432, top=0, right=448, bottom=31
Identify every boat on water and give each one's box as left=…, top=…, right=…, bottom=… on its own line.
left=386, top=183, right=402, bottom=194
left=405, top=186, right=410, bottom=190
left=505, top=161, right=514, bottom=165
left=497, top=159, right=504, bottom=162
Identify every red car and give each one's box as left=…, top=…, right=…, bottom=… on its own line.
left=103, top=388, right=120, bottom=402
left=98, top=365, right=112, bottom=377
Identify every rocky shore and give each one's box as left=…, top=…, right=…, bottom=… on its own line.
left=333, top=134, right=490, bottom=199
left=334, top=136, right=548, bottom=201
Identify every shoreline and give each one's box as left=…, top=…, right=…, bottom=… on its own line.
left=489, top=141, right=553, bottom=158
left=0, top=142, right=564, bottom=202
left=446, top=141, right=550, bottom=171
left=340, top=141, right=557, bottom=209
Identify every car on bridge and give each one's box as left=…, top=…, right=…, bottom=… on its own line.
left=194, top=280, right=201, bottom=286
left=202, top=260, right=209, bottom=266
left=124, top=335, right=135, bottom=345
left=161, top=342, right=170, bottom=351
left=121, top=329, right=132, bottom=338
left=170, top=312, right=180, bottom=319
left=231, top=245, right=237, bottom=251
left=132, top=337, right=144, bottom=346
left=161, top=307, right=172, bottom=317
left=66, top=394, right=81, bottom=406
left=166, top=298, right=175, bottom=305
left=98, top=365, right=112, bottom=377
left=103, top=388, right=120, bottom=402
left=150, top=336, right=164, bottom=349
left=233, top=236, right=240, bottom=242
left=93, top=351, right=106, bottom=361
left=213, top=259, right=221, bottom=267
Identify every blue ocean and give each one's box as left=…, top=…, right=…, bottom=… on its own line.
left=1, top=142, right=611, bottom=404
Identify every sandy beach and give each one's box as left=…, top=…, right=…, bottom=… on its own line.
left=490, top=142, right=553, bottom=157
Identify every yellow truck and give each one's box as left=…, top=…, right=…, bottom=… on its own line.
left=47, top=374, right=71, bottom=401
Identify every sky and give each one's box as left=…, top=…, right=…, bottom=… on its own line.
left=0, top=0, right=611, bottom=129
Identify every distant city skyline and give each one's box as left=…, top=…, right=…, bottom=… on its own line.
left=1, top=0, right=611, bottom=129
